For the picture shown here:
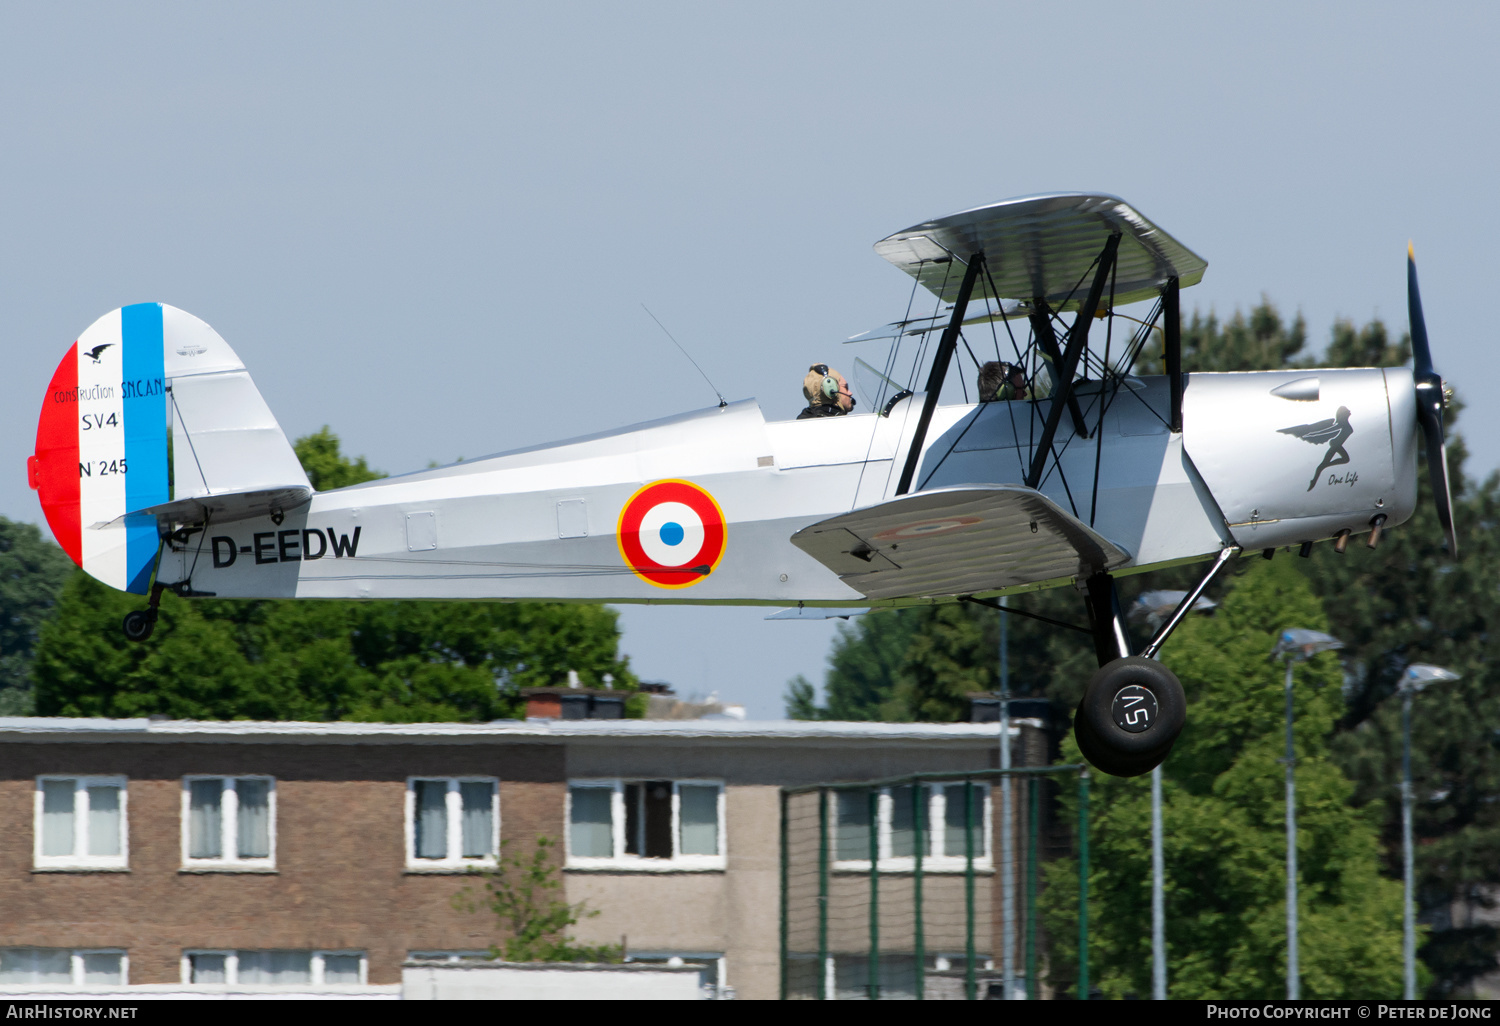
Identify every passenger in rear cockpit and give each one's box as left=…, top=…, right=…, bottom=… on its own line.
left=797, top=364, right=856, bottom=419
left=978, top=361, right=1029, bottom=402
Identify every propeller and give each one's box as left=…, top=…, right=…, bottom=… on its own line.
left=1408, top=243, right=1458, bottom=557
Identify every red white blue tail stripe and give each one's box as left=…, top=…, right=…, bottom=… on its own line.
left=30, top=304, right=168, bottom=593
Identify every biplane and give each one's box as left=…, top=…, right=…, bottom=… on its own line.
left=27, top=193, right=1455, bottom=776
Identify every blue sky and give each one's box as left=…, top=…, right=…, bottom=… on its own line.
left=3, top=2, right=1496, bottom=716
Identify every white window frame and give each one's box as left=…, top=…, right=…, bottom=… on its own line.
left=0, top=947, right=128, bottom=987
left=830, top=783, right=993, bottom=872
left=180, top=949, right=367, bottom=987
left=407, top=950, right=491, bottom=963
left=565, top=778, right=726, bottom=871
left=180, top=775, right=277, bottom=871
left=32, top=775, right=129, bottom=870
left=403, top=777, right=499, bottom=870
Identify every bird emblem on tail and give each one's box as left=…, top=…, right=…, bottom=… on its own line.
left=1278, top=406, right=1354, bottom=492
left=85, top=343, right=113, bottom=363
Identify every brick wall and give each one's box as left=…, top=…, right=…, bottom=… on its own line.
left=0, top=741, right=566, bottom=984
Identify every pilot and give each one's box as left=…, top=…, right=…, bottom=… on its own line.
left=797, top=364, right=856, bottom=419
left=978, top=360, right=1029, bottom=402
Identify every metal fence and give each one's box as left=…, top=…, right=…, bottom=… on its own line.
left=779, top=766, right=1090, bottom=1000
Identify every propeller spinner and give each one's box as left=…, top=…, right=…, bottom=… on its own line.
left=1408, top=243, right=1458, bottom=556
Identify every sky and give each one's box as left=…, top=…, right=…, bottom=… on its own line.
left=2, top=2, right=1497, bottom=718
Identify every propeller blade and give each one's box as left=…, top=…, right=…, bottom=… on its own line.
left=1423, top=424, right=1458, bottom=557
left=1408, top=244, right=1458, bottom=556
left=1408, top=242, right=1434, bottom=377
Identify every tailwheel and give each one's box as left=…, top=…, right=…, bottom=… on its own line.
left=121, top=581, right=166, bottom=644
left=1074, top=656, right=1185, bottom=778
left=121, top=609, right=156, bottom=643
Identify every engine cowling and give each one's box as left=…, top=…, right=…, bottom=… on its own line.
left=1180, top=368, right=1418, bottom=551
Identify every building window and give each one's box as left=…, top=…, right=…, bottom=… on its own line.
left=0, top=948, right=127, bottom=986
left=33, top=776, right=127, bottom=870
left=407, top=951, right=492, bottom=963
left=181, top=777, right=275, bottom=869
left=183, top=950, right=365, bottom=986
left=566, top=779, right=725, bottom=869
left=405, top=778, right=497, bottom=868
left=832, top=783, right=991, bottom=870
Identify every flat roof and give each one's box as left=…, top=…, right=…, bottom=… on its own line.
left=0, top=716, right=1011, bottom=747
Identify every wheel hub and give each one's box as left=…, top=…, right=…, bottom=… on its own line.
left=1111, top=685, right=1157, bottom=733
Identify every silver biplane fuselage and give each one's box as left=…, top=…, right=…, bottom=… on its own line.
left=163, top=366, right=1417, bottom=606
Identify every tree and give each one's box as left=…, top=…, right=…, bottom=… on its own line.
left=785, top=607, right=924, bottom=720
left=0, top=519, right=75, bottom=714
left=32, top=428, right=639, bottom=721
left=293, top=425, right=386, bottom=490
left=1042, top=560, right=1407, bottom=998
left=453, top=836, right=621, bottom=963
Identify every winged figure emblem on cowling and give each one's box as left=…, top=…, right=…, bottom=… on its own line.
left=1278, top=406, right=1353, bottom=492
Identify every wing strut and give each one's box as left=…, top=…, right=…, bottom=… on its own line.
left=1024, top=233, right=1122, bottom=490
left=895, top=252, right=984, bottom=495
left=1028, top=303, right=1090, bottom=439
left=1164, top=275, right=1183, bottom=432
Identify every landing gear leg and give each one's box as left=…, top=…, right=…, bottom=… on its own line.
left=1074, top=572, right=1183, bottom=778
left=122, top=582, right=166, bottom=643
left=1073, top=549, right=1239, bottom=777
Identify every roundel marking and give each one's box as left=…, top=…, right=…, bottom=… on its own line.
left=617, top=480, right=727, bottom=589
left=872, top=515, right=982, bottom=542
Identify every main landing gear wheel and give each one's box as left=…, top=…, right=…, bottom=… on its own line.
left=121, top=609, right=156, bottom=643
left=1073, top=656, right=1185, bottom=777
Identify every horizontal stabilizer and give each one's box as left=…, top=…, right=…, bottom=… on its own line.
left=790, top=485, right=1130, bottom=601
left=95, top=486, right=314, bottom=533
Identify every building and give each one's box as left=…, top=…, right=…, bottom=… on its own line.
left=0, top=714, right=1011, bottom=999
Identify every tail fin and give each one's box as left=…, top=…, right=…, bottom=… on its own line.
left=30, top=303, right=310, bottom=594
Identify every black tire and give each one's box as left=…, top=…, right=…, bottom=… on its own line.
left=122, top=610, right=156, bottom=643
left=1075, top=656, right=1185, bottom=777
left=1074, top=704, right=1172, bottom=778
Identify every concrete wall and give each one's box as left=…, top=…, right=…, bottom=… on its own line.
left=402, top=961, right=704, bottom=1000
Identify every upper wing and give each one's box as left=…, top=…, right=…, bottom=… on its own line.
left=790, top=485, right=1131, bottom=601
left=1277, top=418, right=1340, bottom=445
left=873, top=193, right=1207, bottom=311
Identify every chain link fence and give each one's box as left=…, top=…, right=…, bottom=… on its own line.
left=780, top=767, right=1090, bottom=1000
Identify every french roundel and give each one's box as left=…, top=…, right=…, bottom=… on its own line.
left=617, top=480, right=727, bottom=589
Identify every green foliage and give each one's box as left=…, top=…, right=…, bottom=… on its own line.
left=293, top=426, right=386, bottom=491
left=453, top=836, right=621, bottom=963
left=785, top=608, right=924, bottom=720
left=1137, top=299, right=1311, bottom=374
left=1042, top=561, right=1407, bottom=999
left=32, top=573, right=634, bottom=720
left=0, top=519, right=75, bottom=714
left=31, top=428, right=638, bottom=721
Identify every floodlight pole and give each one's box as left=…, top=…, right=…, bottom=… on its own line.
left=999, top=596, right=1016, bottom=999
left=1284, top=657, right=1299, bottom=1001
left=1402, top=685, right=1415, bottom=1000
left=1152, top=763, right=1165, bottom=1000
